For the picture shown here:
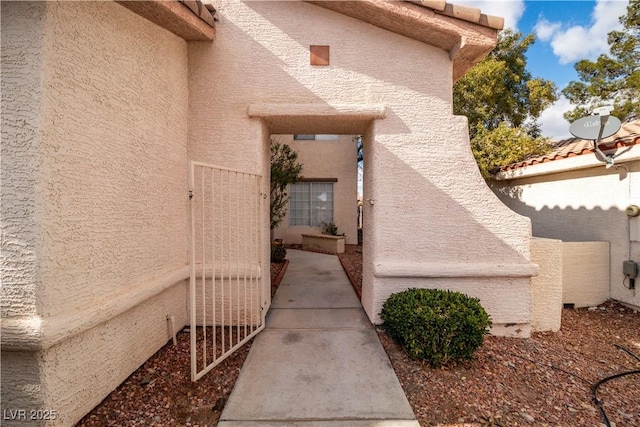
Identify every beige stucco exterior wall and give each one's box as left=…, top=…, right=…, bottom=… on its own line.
left=493, top=160, right=639, bottom=310
left=190, top=0, right=535, bottom=336
left=1, top=2, right=190, bottom=425
left=562, top=241, right=610, bottom=308
left=272, top=134, right=358, bottom=245
left=530, top=237, right=563, bottom=332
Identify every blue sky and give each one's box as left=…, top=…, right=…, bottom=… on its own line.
left=448, top=0, right=630, bottom=139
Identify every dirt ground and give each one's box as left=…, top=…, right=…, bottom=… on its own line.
left=78, top=246, right=640, bottom=426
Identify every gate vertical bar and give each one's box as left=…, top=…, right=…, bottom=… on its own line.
left=243, top=174, right=248, bottom=337
left=201, top=169, right=207, bottom=368
left=211, top=169, right=216, bottom=362
left=249, top=175, right=255, bottom=334
left=227, top=169, right=232, bottom=351
left=189, top=162, right=197, bottom=382
left=236, top=172, right=241, bottom=344
left=220, top=170, right=225, bottom=355
left=259, top=175, right=265, bottom=320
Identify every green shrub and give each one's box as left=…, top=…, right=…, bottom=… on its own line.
left=380, top=288, right=492, bottom=368
left=321, top=222, right=344, bottom=236
left=270, top=242, right=287, bottom=263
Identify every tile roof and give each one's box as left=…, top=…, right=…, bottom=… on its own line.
left=407, top=1, right=504, bottom=30
left=501, top=119, right=640, bottom=171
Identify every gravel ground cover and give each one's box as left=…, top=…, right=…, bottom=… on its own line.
left=338, top=245, right=640, bottom=427
left=78, top=246, right=639, bottom=426
left=77, top=262, right=288, bottom=427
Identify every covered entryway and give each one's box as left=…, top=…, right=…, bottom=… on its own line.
left=188, top=0, right=537, bottom=346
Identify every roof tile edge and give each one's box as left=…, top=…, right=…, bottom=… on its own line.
left=408, top=0, right=504, bottom=30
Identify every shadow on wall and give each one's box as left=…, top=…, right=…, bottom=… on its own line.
left=372, top=143, right=531, bottom=265
left=490, top=180, right=637, bottom=305
left=490, top=182, right=628, bottom=243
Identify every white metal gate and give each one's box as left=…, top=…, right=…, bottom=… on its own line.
left=189, top=161, right=265, bottom=381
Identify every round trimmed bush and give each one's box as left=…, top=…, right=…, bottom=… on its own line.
left=381, top=288, right=492, bottom=367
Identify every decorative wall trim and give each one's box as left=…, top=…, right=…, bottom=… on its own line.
left=374, top=261, right=539, bottom=278
left=2, top=265, right=191, bottom=351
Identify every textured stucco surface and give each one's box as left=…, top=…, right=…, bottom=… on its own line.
left=1, top=1, right=46, bottom=319
left=1, top=2, right=48, bottom=417
left=1, top=1, right=190, bottom=424
left=190, top=0, right=534, bottom=334
left=37, top=1, right=189, bottom=320
left=563, top=241, right=610, bottom=308
left=530, top=237, right=563, bottom=332
left=272, top=134, right=358, bottom=245
left=39, top=283, right=188, bottom=427
left=493, top=162, right=639, bottom=309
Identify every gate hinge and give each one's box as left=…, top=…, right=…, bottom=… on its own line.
left=188, top=190, right=193, bottom=200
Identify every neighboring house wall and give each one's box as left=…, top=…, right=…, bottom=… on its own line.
left=189, top=0, right=534, bottom=336
left=493, top=156, right=640, bottom=310
left=1, top=2, right=190, bottom=425
left=272, top=134, right=358, bottom=245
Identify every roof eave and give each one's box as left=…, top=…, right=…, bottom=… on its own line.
left=117, top=0, right=216, bottom=41
left=307, top=0, right=500, bottom=81
left=494, top=142, right=640, bottom=181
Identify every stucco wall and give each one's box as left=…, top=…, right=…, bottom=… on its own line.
left=1, top=2, right=49, bottom=416
left=189, top=0, right=534, bottom=335
left=272, top=134, right=358, bottom=245
left=530, top=237, right=563, bottom=332
left=493, top=161, right=639, bottom=309
left=563, top=241, right=610, bottom=308
left=1, top=1, right=46, bottom=319
left=1, top=1, right=190, bottom=424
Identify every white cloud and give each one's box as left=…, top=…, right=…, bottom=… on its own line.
left=448, top=0, right=526, bottom=30
left=533, top=18, right=561, bottom=42
left=534, top=0, right=629, bottom=65
left=538, top=96, right=574, bottom=140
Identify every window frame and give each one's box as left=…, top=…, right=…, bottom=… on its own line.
left=288, top=180, right=336, bottom=227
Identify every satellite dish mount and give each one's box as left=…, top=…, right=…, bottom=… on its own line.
left=569, top=106, right=622, bottom=168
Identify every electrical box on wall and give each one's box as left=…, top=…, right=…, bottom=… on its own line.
left=623, top=260, right=637, bottom=278
left=623, top=261, right=637, bottom=290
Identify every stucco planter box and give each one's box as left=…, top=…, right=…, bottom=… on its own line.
left=301, top=233, right=345, bottom=254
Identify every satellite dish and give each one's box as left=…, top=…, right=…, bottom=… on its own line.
left=569, top=115, right=621, bottom=141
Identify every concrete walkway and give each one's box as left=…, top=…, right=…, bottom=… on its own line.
left=218, top=249, right=419, bottom=427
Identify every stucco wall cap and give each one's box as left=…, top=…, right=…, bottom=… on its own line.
left=1, top=266, right=190, bottom=351
left=247, top=103, right=386, bottom=119
left=374, top=261, right=539, bottom=278
left=247, top=103, right=386, bottom=134
left=117, top=0, right=215, bottom=41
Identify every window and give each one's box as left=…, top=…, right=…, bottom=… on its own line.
left=293, top=134, right=339, bottom=141
left=289, top=182, right=334, bottom=226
